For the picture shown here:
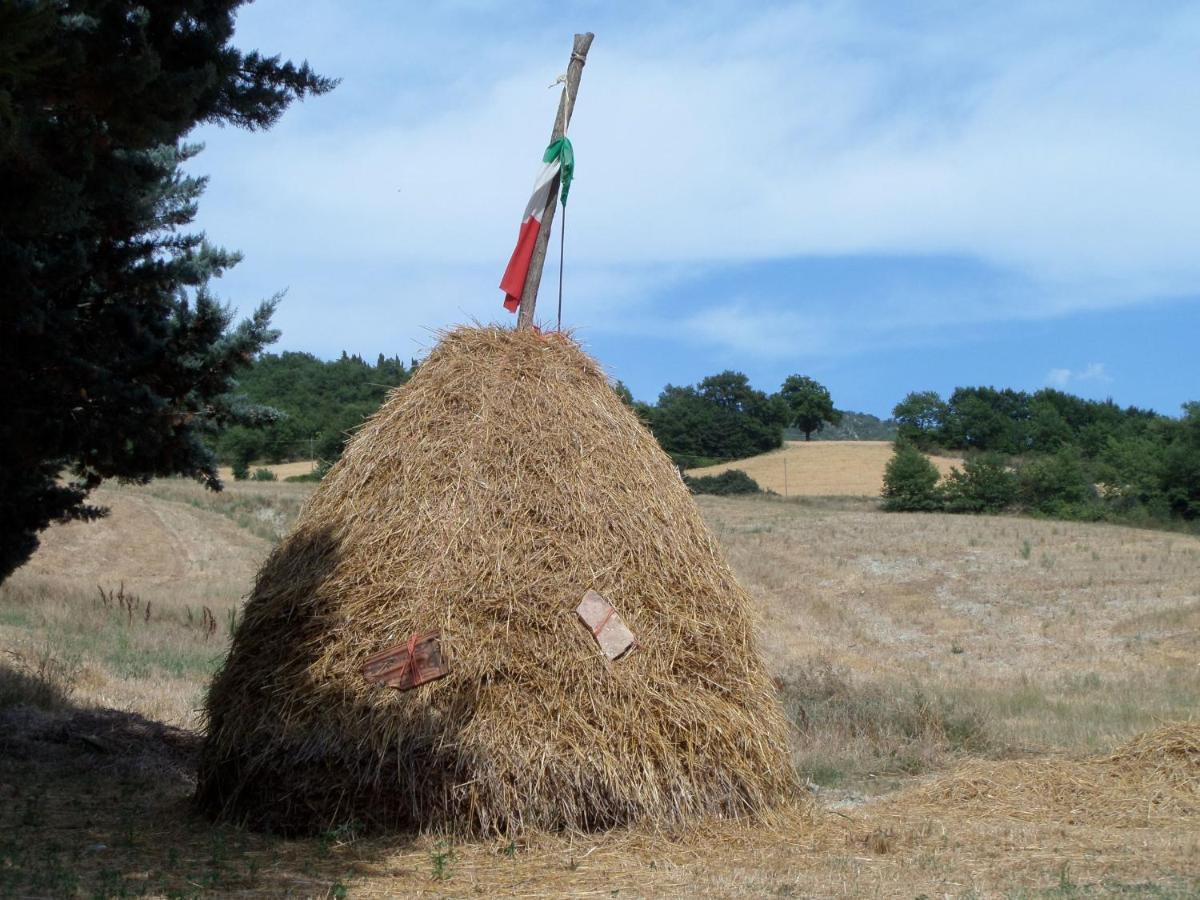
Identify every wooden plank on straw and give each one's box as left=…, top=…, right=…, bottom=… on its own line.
left=362, top=630, right=449, bottom=690
left=577, top=590, right=636, bottom=661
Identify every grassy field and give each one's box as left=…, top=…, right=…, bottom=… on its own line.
left=687, top=440, right=962, bottom=496
left=1, top=479, right=1197, bottom=897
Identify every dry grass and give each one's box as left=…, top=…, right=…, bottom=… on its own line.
left=198, top=326, right=798, bottom=835
left=687, top=440, right=962, bottom=496
left=701, top=495, right=1200, bottom=761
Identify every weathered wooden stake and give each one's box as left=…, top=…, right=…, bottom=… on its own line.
left=516, top=32, right=594, bottom=330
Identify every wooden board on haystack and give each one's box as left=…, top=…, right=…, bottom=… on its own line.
left=577, top=590, right=636, bottom=661
left=362, top=630, right=449, bottom=690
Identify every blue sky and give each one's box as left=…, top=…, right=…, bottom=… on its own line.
left=188, top=1, right=1200, bottom=418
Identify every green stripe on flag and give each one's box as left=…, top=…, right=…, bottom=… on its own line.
left=543, top=137, right=574, bottom=206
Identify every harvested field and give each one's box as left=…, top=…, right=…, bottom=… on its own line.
left=687, top=440, right=961, bottom=496
left=1, top=479, right=1198, bottom=896
left=216, top=460, right=319, bottom=482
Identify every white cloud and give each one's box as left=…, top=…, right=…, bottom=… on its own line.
left=1045, top=363, right=1112, bottom=388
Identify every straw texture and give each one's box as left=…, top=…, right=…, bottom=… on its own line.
left=195, top=326, right=798, bottom=835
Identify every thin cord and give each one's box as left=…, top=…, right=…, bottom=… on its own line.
left=557, top=202, right=565, bottom=331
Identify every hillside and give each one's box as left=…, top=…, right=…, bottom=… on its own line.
left=784, top=410, right=898, bottom=442
left=687, top=440, right=961, bottom=496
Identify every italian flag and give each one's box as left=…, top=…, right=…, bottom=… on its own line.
left=500, top=137, right=574, bottom=312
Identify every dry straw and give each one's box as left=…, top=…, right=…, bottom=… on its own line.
left=196, top=326, right=798, bottom=835
left=886, top=722, right=1200, bottom=829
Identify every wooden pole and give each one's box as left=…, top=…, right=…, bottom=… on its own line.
left=516, top=32, right=594, bottom=330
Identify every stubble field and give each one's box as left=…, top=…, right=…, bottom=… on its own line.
left=687, top=440, right=962, bottom=496
left=0, top=478, right=1196, bottom=897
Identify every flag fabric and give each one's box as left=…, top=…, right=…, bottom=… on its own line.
left=500, top=137, right=574, bottom=312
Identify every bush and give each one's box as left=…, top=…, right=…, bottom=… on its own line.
left=284, top=471, right=323, bottom=483
left=881, top=443, right=943, bottom=511
left=942, top=452, right=1017, bottom=513
left=251, top=467, right=277, bottom=482
left=684, top=469, right=762, bottom=496
left=231, top=459, right=250, bottom=481
left=1017, top=446, right=1096, bottom=515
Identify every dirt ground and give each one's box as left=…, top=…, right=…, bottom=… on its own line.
left=687, top=441, right=962, bottom=496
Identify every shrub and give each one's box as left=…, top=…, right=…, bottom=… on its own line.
left=684, top=469, right=762, bottom=496
left=284, top=471, right=323, bottom=483
left=251, top=467, right=277, bottom=482
left=942, top=452, right=1017, bottom=513
left=1017, top=446, right=1096, bottom=516
left=231, top=459, right=250, bottom=481
left=881, top=443, right=943, bottom=511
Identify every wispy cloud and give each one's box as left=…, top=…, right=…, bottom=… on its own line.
left=1046, top=363, right=1112, bottom=389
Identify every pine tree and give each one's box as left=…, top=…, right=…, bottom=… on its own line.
left=0, top=1, right=335, bottom=581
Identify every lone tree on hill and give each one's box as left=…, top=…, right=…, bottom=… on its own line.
left=779, top=375, right=843, bottom=441
left=0, top=1, right=335, bottom=582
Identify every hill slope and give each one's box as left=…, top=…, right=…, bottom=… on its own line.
left=687, top=440, right=960, bottom=496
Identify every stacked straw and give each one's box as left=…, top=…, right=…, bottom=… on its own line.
left=889, top=722, right=1200, bottom=828
left=196, top=326, right=798, bottom=835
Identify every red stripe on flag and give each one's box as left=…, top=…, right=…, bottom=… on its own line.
left=499, top=215, right=542, bottom=312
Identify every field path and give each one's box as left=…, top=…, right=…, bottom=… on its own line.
left=21, top=487, right=272, bottom=590
left=687, top=440, right=961, bottom=496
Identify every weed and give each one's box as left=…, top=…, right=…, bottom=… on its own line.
left=1020, top=539, right=1032, bottom=559
left=430, top=842, right=456, bottom=881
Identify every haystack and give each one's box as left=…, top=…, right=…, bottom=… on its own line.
left=196, top=326, right=797, bottom=835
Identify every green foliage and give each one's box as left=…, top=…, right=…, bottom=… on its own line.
left=231, top=459, right=250, bottom=481
left=779, top=374, right=842, bottom=441
left=647, top=371, right=786, bottom=465
left=250, top=468, right=276, bottom=482
left=683, top=469, right=762, bottom=496
left=212, top=351, right=414, bottom=468
left=1158, top=402, right=1200, bottom=520
left=1017, top=447, right=1096, bottom=516
left=611, top=379, right=634, bottom=407
left=892, top=390, right=947, bottom=450
left=942, top=453, right=1017, bottom=513
left=0, top=0, right=335, bottom=582
left=888, top=382, right=1197, bottom=529
left=881, top=443, right=943, bottom=511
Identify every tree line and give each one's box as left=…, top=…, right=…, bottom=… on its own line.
left=625, top=371, right=843, bottom=468
left=884, top=388, right=1199, bottom=526
left=214, top=351, right=415, bottom=476
left=216, top=363, right=849, bottom=474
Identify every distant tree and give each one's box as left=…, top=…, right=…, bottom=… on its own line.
left=647, top=372, right=785, bottom=466
left=942, top=387, right=1031, bottom=454
left=881, top=443, right=943, bottom=512
left=892, top=391, right=947, bottom=450
left=1160, top=402, right=1200, bottom=520
left=611, top=380, right=634, bottom=407
left=779, top=375, right=842, bottom=441
left=0, top=1, right=334, bottom=581
left=212, top=351, right=412, bottom=468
